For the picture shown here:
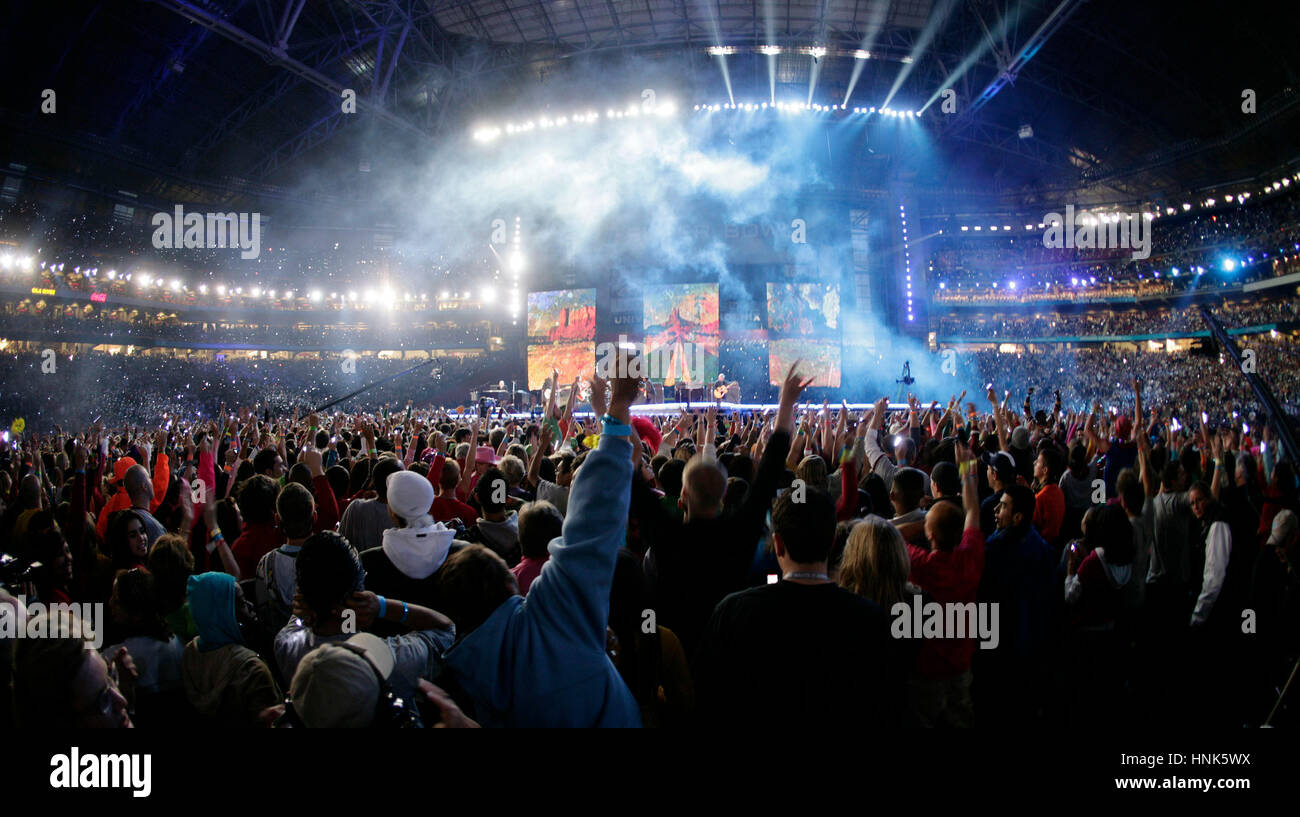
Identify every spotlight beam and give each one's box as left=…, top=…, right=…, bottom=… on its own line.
left=949, top=0, right=1088, bottom=128
left=882, top=0, right=960, bottom=110
left=842, top=0, right=891, bottom=106
left=920, top=1, right=1028, bottom=113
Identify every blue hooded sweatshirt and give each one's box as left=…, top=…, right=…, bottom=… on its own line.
left=444, top=433, right=641, bottom=727
left=187, top=572, right=243, bottom=653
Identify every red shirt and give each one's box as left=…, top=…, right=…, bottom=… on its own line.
left=431, top=495, right=477, bottom=527
left=1033, top=484, right=1066, bottom=543
left=311, top=474, right=340, bottom=534
left=907, top=527, right=986, bottom=678
left=230, top=521, right=285, bottom=579
left=511, top=556, right=548, bottom=595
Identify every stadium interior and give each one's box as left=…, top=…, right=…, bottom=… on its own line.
left=2, top=0, right=1300, bottom=750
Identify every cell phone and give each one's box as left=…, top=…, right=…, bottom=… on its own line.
left=1070, top=543, right=1077, bottom=553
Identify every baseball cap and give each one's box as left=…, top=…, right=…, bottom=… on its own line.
left=290, top=633, right=394, bottom=728
left=980, top=451, right=1017, bottom=484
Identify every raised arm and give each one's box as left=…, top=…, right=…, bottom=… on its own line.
left=1132, top=378, right=1144, bottom=441
left=455, top=416, right=481, bottom=499
left=958, top=438, right=981, bottom=533
left=1136, top=422, right=1157, bottom=499
left=524, top=363, right=639, bottom=647
left=743, top=363, right=808, bottom=524
left=303, top=447, right=339, bottom=533
left=994, top=394, right=1010, bottom=453
left=150, top=428, right=170, bottom=512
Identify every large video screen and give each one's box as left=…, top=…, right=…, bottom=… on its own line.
left=642, top=283, right=719, bottom=385
left=766, top=282, right=841, bottom=386
left=526, top=289, right=596, bottom=389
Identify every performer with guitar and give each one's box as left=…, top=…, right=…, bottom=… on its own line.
left=713, top=373, right=739, bottom=404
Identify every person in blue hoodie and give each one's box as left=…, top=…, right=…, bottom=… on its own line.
left=181, top=571, right=281, bottom=726
left=437, top=364, right=643, bottom=727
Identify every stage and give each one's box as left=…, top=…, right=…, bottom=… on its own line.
left=452, top=401, right=923, bottom=419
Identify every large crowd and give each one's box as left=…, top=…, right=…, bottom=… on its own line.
left=929, top=185, right=1300, bottom=299
left=1, top=352, right=1296, bottom=728
left=0, top=310, right=489, bottom=352
left=935, top=299, right=1300, bottom=340
left=962, top=341, right=1300, bottom=421
left=0, top=351, right=521, bottom=429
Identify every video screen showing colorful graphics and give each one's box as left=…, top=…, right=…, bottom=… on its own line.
left=767, top=339, right=841, bottom=387
left=526, top=289, right=596, bottom=389
left=766, top=282, right=840, bottom=334
left=642, top=283, right=719, bottom=385
left=767, top=283, right=841, bottom=386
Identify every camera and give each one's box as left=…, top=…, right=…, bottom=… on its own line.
left=0, top=553, right=42, bottom=594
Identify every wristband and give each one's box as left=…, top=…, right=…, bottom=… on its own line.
left=377, top=595, right=387, bottom=618
left=601, top=415, right=634, bottom=436
left=399, top=600, right=409, bottom=624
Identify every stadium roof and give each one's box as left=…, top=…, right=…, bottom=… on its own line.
left=1, top=0, right=1297, bottom=207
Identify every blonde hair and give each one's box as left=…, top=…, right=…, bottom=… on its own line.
left=498, top=455, right=525, bottom=486
left=837, top=515, right=911, bottom=609
left=796, top=455, right=827, bottom=489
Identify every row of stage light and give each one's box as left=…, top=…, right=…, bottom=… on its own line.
left=694, top=102, right=921, bottom=117
left=472, top=96, right=922, bottom=142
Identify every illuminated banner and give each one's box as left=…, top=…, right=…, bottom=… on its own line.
left=642, top=283, right=719, bottom=385
left=766, top=282, right=841, bottom=387
left=526, top=289, right=596, bottom=389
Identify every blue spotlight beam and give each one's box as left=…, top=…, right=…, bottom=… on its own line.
left=882, top=0, right=959, bottom=110
left=842, top=0, right=891, bottom=105
left=949, top=0, right=1086, bottom=130
left=920, top=1, right=1027, bottom=113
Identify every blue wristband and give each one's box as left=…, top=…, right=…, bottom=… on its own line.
left=377, top=595, right=387, bottom=618
left=601, top=415, right=634, bottom=436
left=400, top=600, right=409, bottom=624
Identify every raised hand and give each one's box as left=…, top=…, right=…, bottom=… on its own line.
left=776, top=362, right=815, bottom=434
left=608, top=349, right=643, bottom=420
left=301, top=446, right=324, bottom=478
left=588, top=374, right=609, bottom=419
